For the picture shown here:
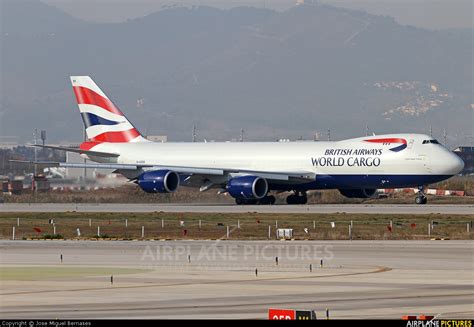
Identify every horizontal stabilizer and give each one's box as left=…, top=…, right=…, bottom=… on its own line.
left=31, top=144, right=119, bottom=158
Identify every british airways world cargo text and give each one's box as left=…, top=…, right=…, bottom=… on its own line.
left=311, top=148, right=383, bottom=167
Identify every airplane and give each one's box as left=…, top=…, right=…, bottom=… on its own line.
left=31, top=76, right=465, bottom=205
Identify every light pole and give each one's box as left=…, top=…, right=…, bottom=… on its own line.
left=33, top=128, right=37, bottom=176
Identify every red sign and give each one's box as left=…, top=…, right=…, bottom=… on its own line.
left=268, top=309, right=295, bottom=320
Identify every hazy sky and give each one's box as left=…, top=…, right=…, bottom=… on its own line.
left=43, top=0, right=473, bottom=30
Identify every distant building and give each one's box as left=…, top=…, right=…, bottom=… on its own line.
left=63, top=152, right=125, bottom=185
left=0, top=136, right=19, bottom=149
left=146, top=135, right=167, bottom=143
left=65, top=152, right=96, bottom=180
left=0, top=143, right=18, bottom=149
left=453, top=146, right=474, bottom=175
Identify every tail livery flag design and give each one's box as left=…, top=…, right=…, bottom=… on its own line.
left=71, top=76, right=146, bottom=143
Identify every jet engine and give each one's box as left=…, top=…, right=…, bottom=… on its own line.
left=137, top=170, right=179, bottom=193
left=227, top=176, right=268, bottom=199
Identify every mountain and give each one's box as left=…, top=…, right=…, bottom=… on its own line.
left=1, top=1, right=472, bottom=146
left=1, top=0, right=85, bottom=36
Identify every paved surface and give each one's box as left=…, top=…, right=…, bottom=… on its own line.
left=1, top=203, right=473, bottom=214
left=0, top=240, right=473, bottom=319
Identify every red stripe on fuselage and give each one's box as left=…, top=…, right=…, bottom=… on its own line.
left=364, top=138, right=407, bottom=144
left=73, top=86, right=123, bottom=116
left=91, top=128, right=140, bottom=143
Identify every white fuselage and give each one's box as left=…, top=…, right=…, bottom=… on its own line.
left=87, top=133, right=463, bottom=190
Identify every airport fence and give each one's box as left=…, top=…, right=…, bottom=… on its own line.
left=0, top=212, right=472, bottom=240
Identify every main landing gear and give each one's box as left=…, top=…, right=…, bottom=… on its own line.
left=415, top=186, right=428, bottom=205
left=234, top=191, right=309, bottom=205
left=286, top=191, right=308, bottom=205
left=235, top=195, right=276, bottom=205
left=259, top=195, right=276, bottom=205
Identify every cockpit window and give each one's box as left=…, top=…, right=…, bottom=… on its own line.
left=422, top=139, right=440, bottom=144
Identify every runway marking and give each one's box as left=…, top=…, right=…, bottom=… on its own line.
left=1, top=265, right=391, bottom=296
left=1, top=203, right=472, bottom=214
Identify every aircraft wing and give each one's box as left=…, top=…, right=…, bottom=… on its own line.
left=10, top=160, right=140, bottom=170
left=11, top=160, right=314, bottom=182
left=223, top=169, right=315, bottom=181
left=10, top=161, right=224, bottom=176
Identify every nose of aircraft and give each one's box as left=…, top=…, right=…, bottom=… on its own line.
left=447, top=152, right=465, bottom=175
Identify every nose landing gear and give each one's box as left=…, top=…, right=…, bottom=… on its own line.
left=415, top=186, right=428, bottom=205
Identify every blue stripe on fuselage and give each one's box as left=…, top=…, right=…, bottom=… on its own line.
left=390, top=143, right=407, bottom=152
left=81, top=112, right=123, bottom=128
left=269, top=174, right=453, bottom=191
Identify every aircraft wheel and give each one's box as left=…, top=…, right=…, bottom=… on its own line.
left=286, top=195, right=296, bottom=205
left=258, top=197, right=269, bottom=205
left=287, top=195, right=306, bottom=205
left=415, top=195, right=426, bottom=205
left=260, top=195, right=276, bottom=205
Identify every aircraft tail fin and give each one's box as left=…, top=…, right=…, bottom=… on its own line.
left=70, top=76, right=148, bottom=143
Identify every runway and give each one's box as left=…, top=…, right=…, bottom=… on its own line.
left=1, top=203, right=473, bottom=214
left=1, top=240, right=473, bottom=319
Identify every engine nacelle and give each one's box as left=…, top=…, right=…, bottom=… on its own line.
left=137, top=170, right=180, bottom=193
left=227, top=176, right=268, bottom=199
left=339, top=188, right=377, bottom=198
